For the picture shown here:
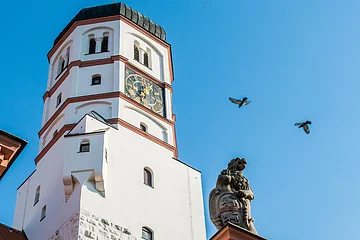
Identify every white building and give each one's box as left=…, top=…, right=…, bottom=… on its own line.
left=12, top=3, right=207, bottom=240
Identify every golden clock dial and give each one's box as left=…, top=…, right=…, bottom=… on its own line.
left=125, top=68, right=165, bottom=116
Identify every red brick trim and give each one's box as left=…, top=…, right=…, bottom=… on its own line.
left=42, top=70, right=70, bottom=101
left=35, top=124, right=75, bottom=164
left=47, top=16, right=174, bottom=82
left=118, top=92, right=173, bottom=125
left=80, top=58, right=113, bottom=68
left=48, top=16, right=170, bottom=60
left=43, top=56, right=172, bottom=102
left=39, top=92, right=121, bottom=137
left=35, top=117, right=177, bottom=164
left=125, top=63, right=171, bottom=91
left=39, top=91, right=174, bottom=138
left=108, top=118, right=176, bottom=154
left=210, top=223, right=267, bottom=240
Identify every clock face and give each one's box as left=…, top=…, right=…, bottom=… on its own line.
left=125, top=68, right=165, bottom=116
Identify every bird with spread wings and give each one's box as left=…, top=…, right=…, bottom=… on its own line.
left=229, top=97, right=251, bottom=108
left=294, top=121, right=312, bottom=134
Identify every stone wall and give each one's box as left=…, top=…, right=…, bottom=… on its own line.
left=48, top=209, right=136, bottom=240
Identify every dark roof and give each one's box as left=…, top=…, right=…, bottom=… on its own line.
left=88, top=110, right=110, bottom=125
left=0, top=223, right=27, bottom=240
left=53, top=2, right=166, bottom=46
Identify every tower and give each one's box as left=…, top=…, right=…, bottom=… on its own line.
left=13, top=3, right=207, bottom=240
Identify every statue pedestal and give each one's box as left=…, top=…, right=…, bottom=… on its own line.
left=210, top=223, right=267, bottom=240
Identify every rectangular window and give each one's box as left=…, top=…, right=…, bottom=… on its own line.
left=101, top=36, right=109, bottom=52
left=144, top=52, right=149, bottom=67
left=89, top=38, right=96, bottom=54
left=56, top=93, right=62, bottom=107
left=79, top=142, right=90, bottom=152
left=92, top=76, right=101, bottom=85
left=142, top=228, right=152, bottom=240
left=40, top=205, right=46, bottom=222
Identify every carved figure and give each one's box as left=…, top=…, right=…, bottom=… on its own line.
left=209, top=157, right=258, bottom=234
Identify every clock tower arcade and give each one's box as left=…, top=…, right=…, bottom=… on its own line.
left=12, top=3, right=207, bottom=240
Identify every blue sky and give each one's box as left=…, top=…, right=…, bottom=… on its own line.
left=1, top=0, right=360, bottom=239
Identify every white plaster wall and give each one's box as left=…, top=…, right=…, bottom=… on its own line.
left=39, top=98, right=118, bottom=143
left=13, top=179, right=30, bottom=230
left=49, top=40, right=72, bottom=89
left=14, top=137, right=82, bottom=240
left=120, top=21, right=171, bottom=84
left=76, top=64, right=114, bottom=96
left=43, top=19, right=174, bottom=135
left=46, top=74, right=72, bottom=121
left=39, top=113, right=66, bottom=152
left=63, top=132, right=106, bottom=179
left=25, top=15, right=205, bottom=240
left=70, top=100, right=115, bottom=123
left=48, top=20, right=121, bottom=67
left=188, top=168, right=207, bottom=240
left=122, top=104, right=172, bottom=144
left=80, top=126, right=207, bottom=240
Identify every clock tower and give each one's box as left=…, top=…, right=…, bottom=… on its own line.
left=12, top=3, right=207, bottom=240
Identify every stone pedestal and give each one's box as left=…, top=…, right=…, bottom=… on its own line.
left=210, top=223, right=267, bottom=240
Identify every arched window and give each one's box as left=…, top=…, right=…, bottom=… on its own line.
left=66, top=47, right=70, bottom=65
left=91, top=75, right=101, bottom=85
left=101, top=35, right=109, bottom=52
left=61, top=59, right=66, bottom=71
left=79, top=141, right=90, bottom=152
left=89, top=38, right=96, bottom=54
left=143, top=52, right=149, bottom=67
left=134, top=44, right=140, bottom=61
left=56, top=93, right=62, bottom=107
left=34, top=185, right=40, bottom=205
left=57, top=57, right=65, bottom=76
left=144, top=168, right=153, bottom=187
left=53, top=130, right=58, bottom=139
left=140, top=123, right=147, bottom=132
left=40, top=205, right=46, bottom=221
left=142, top=227, right=153, bottom=240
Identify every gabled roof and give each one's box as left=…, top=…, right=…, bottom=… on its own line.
left=88, top=110, right=110, bottom=126
left=66, top=111, right=115, bottom=137
left=0, top=130, right=27, bottom=181
left=0, top=223, right=27, bottom=240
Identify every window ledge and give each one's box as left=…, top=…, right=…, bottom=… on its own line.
left=33, top=201, right=39, bottom=207
left=55, top=66, right=68, bottom=80
left=144, top=183, right=154, bottom=189
left=40, top=216, right=46, bottom=222
left=133, top=59, right=152, bottom=70
left=85, top=51, right=110, bottom=56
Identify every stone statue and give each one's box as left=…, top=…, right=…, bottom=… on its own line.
left=209, top=157, right=258, bottom=234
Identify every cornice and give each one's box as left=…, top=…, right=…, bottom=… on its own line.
left=43, top=56, right=172, bottom=102
left=48, top=15, right=170, bottom=61
left=39, top=91, right=174, bottom=138
left=35, top=124, right=75, bottom=164
left=35, top=117, right=177, bottom=164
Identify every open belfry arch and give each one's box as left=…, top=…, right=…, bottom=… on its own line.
left=11, top=3, right=207, bottom=240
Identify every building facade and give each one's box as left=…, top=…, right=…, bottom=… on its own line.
left=12, top=3, right=206, bottom=240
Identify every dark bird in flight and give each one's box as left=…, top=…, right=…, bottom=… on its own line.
left=294, top=121, right=312, bottom=134
left=229, top=97, right=251, bottom=108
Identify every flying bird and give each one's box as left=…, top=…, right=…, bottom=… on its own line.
left=229, top=97, right=251, bottom=108
left=294, top=121, right=312, bottom=134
